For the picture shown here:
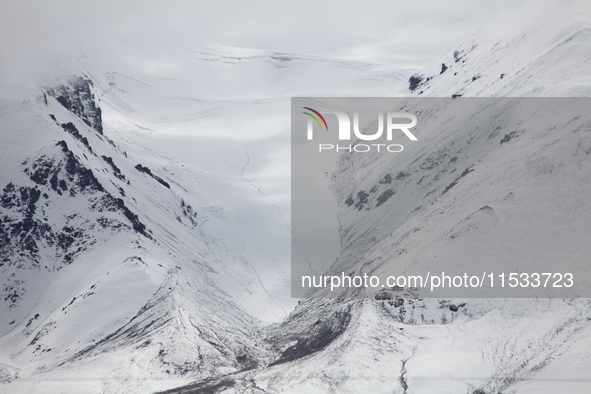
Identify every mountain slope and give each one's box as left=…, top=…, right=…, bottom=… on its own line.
left=0, top=49, right=414, bottom=393
left=161, top=2, right=591, bottom=393
left=0, top=76, right=293, bottom=393
left=406, top=0, right=591, bottom=98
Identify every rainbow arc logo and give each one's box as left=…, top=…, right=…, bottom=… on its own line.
left=301, top=106, right=418, bottom=146
left=302, top=107, right=329, bottom=131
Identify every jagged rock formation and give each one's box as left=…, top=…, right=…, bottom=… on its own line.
left=0, top=75, right=284, bottom=393
left=46, top=76, right=104, bottom=134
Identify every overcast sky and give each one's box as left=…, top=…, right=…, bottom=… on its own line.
left=0, top=0, right=530, bottom=91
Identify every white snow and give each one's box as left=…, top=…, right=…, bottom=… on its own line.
left=1, top=0, right=591, bottom=393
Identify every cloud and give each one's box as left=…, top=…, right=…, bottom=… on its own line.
left=0, top=0, right=526, bottom=92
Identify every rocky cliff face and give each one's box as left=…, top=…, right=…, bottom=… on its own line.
left=46, top=76, right=104, bottom=134
left=0, top=76, right=279, bottom=393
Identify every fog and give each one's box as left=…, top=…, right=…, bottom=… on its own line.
left=1, top=0, right=527, bottom=93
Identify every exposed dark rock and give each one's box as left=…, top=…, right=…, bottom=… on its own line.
left=1, top=141, right=151, bottom=273
left=60, top=122, right=92, bottom=153
left=155, top=377, right=236, bottom=394
left=25, top=141, right=102, bottom=196
left=345, top=195, right=355, bottom=207
left=62, top=150, right=104, bottom=195
left=269, top=309, right=352, bottom=366
left=408, top=75, right=423, bottom=91
left=113, top=198, right=148, bottom=236
left=180, top=199, right=198, bottom=227
left=135, top=164, right=170, bottom=189
left=56, top=140, right=68, bottom=152
left=379, top=173, right=393, bottom=184
left=440, top=63, right=448, bottom=74
left=101, top=156, right=125, bottom=180
left=26, top=155, right=54, bottom=186
left=376, top=189, right=395, bottom=207
left=25, top=314, right=40, bottom=328
left=354, top=190, right=369, bottom=211
left=374, top=291, right=393, bottom=300
left=441, top=167, right=475, bottom=196
left=500, top=131, right=517, bottom=144
left=0, top=184, right=47, bottom=269
left=46, top=76, right=103, bottom=134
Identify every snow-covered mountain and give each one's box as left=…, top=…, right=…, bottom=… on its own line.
left=0, top=48, right=412, bottom=393
left=160, top=1, right=591, bottom=393
left=0, top=75, right=278, bottom=393
left=406, top=0, right=591, bottom=97
left=2, top=0, right=591, bottom=393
